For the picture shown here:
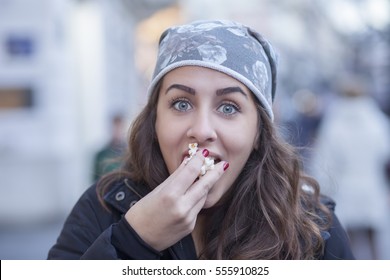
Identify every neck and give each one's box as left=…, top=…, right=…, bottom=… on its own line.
left=192, top=214, right=207, bottom=257
left=192, top=206, right=223, bottom=258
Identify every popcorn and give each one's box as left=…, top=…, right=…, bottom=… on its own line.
left=199, top=155, right=215, bottom=176
left=187, top=143, right=215, bottom=176
left=188, top=143, right=198, bottom=159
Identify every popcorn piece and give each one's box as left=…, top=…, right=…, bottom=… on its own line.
left=199, top=156, right=215, bottom=176
left=187, top=143, right=215, bottom=176
left=188, top=143, right=198, bottom=159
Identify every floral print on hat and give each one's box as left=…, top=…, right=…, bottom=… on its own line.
left=149, top=20, right=278, bottom=121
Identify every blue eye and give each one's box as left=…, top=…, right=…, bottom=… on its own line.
left=217, top=103, right=239, bottom=115
left=173, top=99, right=192, bottom=112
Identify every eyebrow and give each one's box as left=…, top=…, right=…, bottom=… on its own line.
left=165, top=84, right=247, bottom=98
left=216, top=87, right=247, bottom=98
left=165, top=84, right=195, bottom=95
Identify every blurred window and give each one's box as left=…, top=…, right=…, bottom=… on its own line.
left=0, top=87, right=33, bottom=109
left=5, top=35, right=35, bottom=58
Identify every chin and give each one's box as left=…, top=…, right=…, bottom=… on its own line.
left=203, top=178, right=234, bottom=209
left=202, top=193, right=225, bottom=209
left=202, top=201, right=214, bottom=209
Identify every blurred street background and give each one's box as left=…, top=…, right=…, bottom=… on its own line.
left=1, top=0, right=390, bottom=260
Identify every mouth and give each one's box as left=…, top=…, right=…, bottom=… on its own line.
left=181, top=153, right=222, bottom=163
left=181, top=143, right=223, bottom=170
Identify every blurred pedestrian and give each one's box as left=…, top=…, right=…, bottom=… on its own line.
left=93, top=114, right=126, bottom=181
left=310, top=76, right=390, bottom=259
left=284, top=89, right=324, bottom=171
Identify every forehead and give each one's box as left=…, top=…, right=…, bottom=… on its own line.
left=161, top=66, right=250, bottom=92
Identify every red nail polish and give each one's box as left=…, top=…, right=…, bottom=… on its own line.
left=223, top=162, right=229, bottom=171
left=202, top=149, right=209, bottom=157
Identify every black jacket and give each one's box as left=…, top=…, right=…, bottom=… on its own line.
left=47, top=179, right=355, bottom=260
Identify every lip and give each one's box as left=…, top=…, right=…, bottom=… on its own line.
left=208, top=153, right=221, bottom=161
left=181, top=149, right=222, bottom=163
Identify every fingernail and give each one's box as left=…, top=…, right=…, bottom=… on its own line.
left=223, top=162, right=229, bottom=171
left=202, top=149, right=209, bottom=157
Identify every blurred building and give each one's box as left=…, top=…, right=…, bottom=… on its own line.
left=0, top=0, right=82, bottom=225
left=0, top=0, right=163, bottom=225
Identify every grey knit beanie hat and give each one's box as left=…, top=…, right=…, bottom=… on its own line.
left=147, top=19, right=278, bottom=120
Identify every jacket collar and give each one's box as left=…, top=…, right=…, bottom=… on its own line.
left=103, top=178, right=197, bottom=259
left=103, top=178, right=150, bottom=214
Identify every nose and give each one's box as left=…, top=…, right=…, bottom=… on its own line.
left=186, top=111, right=217, bottom=144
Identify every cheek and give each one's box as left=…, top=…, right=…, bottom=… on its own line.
left=155, top=109, right=188, bottom=174
left=223, top=123, right=257, bottom=162
left=155, top=109, right=174, bottom=171
left=156, top=114, right=187, bottom=148
left=155, top=116, right=169, bottom=145
left=218, top=121, right=257, bottom=184
left=206, top=132, right=257, bottom=203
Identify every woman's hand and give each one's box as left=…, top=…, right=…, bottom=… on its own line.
left=124, top=149, right=227, bottom=252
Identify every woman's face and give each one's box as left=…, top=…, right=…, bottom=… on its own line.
left=155, top=66, right=259, bottom=208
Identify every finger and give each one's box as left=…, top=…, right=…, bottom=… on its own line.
left=184, top=160, right=228, bottom=207
left=186, top=162, right=227, bottom=215
left=164, top=149, right=209, bottom=194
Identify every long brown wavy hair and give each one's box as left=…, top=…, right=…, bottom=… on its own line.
left=97, top=82, right=332, bottom=259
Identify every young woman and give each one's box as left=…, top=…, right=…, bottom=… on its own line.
left=48, top=20, right=354, bottom=260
